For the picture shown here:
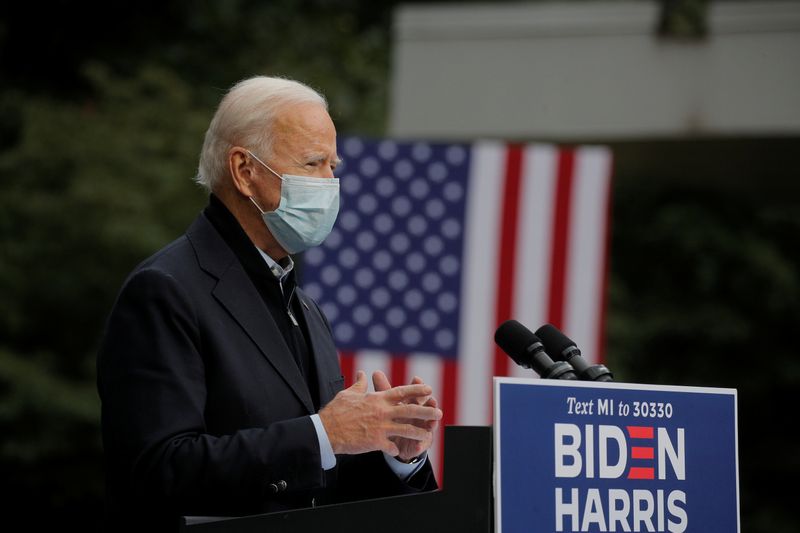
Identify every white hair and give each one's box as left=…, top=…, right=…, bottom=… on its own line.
left=195, top=76, right=328, bottom=191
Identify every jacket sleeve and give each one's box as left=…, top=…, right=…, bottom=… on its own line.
left=329, top=451, right=438, bottom=504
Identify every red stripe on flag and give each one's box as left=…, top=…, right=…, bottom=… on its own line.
left=441, top=358, right=458, bottom=427
left=547, top=149, right=575, bottom=329
left=438, top=359, right=458, bottom=486
left=493, top=144, right=524, bottom=379
left=631, top=446, right=655, bottom=459
left=627, top=426, right=654, bottom=439
left=389, top=354, right=407, bottom=386
left=339, top=351, right=356, bottom=388
left=627, top=467, right=655, bottom=479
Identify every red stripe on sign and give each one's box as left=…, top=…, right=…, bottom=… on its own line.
left=627, top=426, right=655, bottom=439
left=628, top=467, right=655, bottom=479
left=596, top=155, right=614, bottom=363
left=547, top=149, right=575, bottom=329
left=438, top=359, right=459, bottom=486
left=339, top=351, right=355, bottom=388
left=631, top=446, right=655, bottom=459
left=389, top=354, right=408, bottom=386
left=493, top=144, right=524, bottom=379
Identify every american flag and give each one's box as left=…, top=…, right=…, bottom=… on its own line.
left=300, top=137, right=613, bottom=478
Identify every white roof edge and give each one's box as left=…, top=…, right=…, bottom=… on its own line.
left=395, top=1, right=800, bottom=40
left=710, top=1, right=800, bottom=33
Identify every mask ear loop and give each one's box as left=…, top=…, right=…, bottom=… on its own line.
left=247, top=150, right=284, bottom=181
left=246, top=149, right=284, bottom=215
left=248, top=196, right=267, bottom=214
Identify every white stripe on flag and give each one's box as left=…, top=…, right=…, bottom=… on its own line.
left=509, top=144, right=559, bottom=379
left=456, top=141, right=505, bottom=426
left=563, top=147, right=612, bottom=364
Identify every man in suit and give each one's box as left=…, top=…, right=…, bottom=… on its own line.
left=96, top=76, right=442, bottom=532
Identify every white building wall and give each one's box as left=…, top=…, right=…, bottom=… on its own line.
left=389, top=1, right=800, bottom=140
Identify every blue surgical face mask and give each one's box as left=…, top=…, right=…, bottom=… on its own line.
left=246, top=150, right=340, bottom=254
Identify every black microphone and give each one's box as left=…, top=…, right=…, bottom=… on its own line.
left=534, top=324, right=613, bottom=382
left=495, top=320, right=577, bottom=380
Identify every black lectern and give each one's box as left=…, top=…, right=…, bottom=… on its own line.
left=182, top=426, right=493, bottom=533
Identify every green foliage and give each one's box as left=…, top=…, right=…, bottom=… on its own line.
left=0, top=64, right=208, bottom=367
left=163, top=0, right=393, bottom=134
left=0, top=64, right=208, bottom=525
left=608, top=185, right=800, bottom=386
left=657, top=0, right=710, bottom=38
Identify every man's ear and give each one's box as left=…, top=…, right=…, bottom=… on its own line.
left=228, top=147, right=257, bottom=197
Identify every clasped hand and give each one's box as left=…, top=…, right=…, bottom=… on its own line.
left=318, top=370, right=442, bottom=462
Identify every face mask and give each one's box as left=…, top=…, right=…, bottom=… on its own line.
left=247, top=150, right=340, bottom=254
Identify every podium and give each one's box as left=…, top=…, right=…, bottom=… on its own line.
left=182, top=425, right=493, bottom=533
left=182, top=379, right=740, bottom=532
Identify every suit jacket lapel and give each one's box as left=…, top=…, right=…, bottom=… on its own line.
left=296, top=289, right=342, bottom=407
left=187, top=214, right=315, bottom=414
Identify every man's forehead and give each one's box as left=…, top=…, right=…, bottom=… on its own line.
left=272, top=102, right=333, bottom=132
left=273, top=105, right=334, bottom=140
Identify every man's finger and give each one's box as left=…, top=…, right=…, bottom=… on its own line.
left=382, top=440, right=400, bottom=457
left=372, top=370, right=392, bottom=393
left=387, top=423, right=432, bottom=442
left=423, top=396, right=439, bottom=409
left=384, top=383, right=432, bottom=402
left=391, top=403, right=443, bottom=421
left=350, top=370, right=368, bottom=393
left=406, top=376, right=429, bottom=405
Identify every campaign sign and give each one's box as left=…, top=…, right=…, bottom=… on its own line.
left=494, top=378, right=739, bottom=533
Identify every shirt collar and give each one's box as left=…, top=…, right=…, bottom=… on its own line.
left=255, top=247, right=294, bottom=283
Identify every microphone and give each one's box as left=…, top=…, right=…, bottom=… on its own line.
left=494, top=320, right=577, bottom=380
left=534, top=324, right=613, bottom=382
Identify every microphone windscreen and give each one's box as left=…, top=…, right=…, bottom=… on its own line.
left=535, top=324, right=576, bottom=358
left=495, top=320, right=538, bottom=365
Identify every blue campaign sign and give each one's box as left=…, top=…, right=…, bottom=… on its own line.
left=494, top=379, right=739, bottom=533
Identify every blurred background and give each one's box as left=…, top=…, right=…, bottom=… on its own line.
left=1, top=0, right=798, bottom=531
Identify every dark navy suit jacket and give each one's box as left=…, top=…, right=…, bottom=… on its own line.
left=97, top=211, right=435, bottom=532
